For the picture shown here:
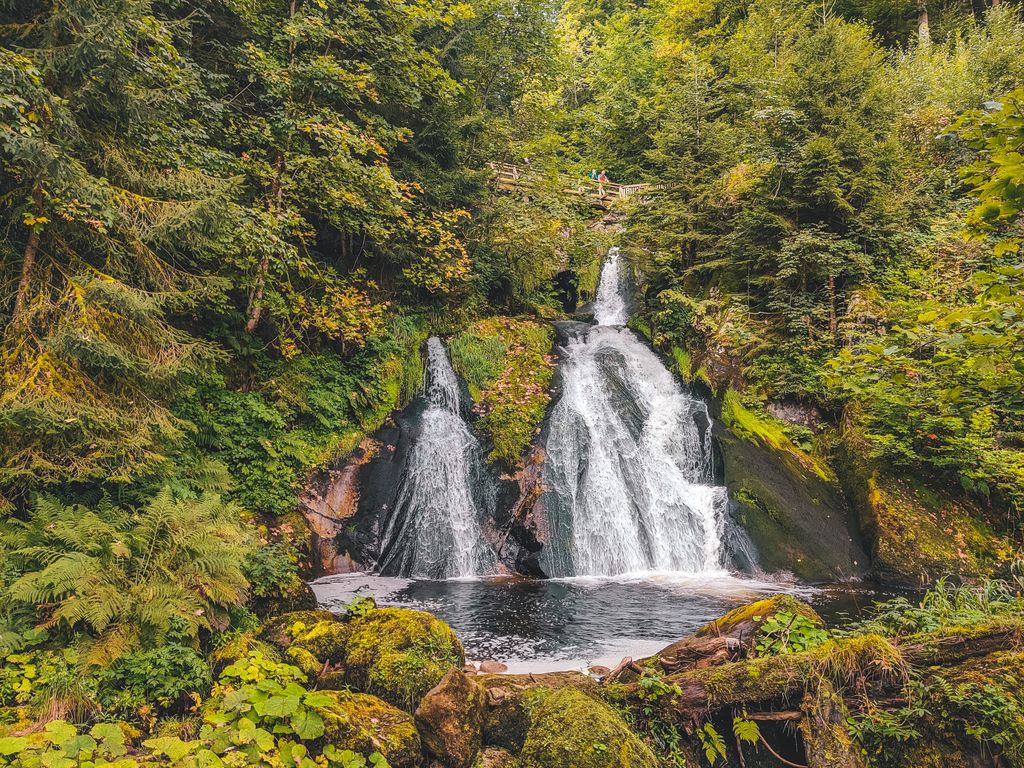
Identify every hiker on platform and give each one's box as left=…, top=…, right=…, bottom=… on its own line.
left=598, top=170, right=608, bottom=195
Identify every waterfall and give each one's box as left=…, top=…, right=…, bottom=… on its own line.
left=540, top=248, right=729, bottom=577
left=376, top=337, right=497, bottom=579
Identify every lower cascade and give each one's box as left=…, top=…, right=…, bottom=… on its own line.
left=376, top=336, right=497, bottom=579
left=540, top=247, right=730, bottom=577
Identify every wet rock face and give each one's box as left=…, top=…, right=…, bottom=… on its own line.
left=718, top=422, right=870, bottom=582
left=415, top=669, right=486, bottom=768
left=298, top=436, right=390, bottom=575
left=496, top=444, right=550, bottom=577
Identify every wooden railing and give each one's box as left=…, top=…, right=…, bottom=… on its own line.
left=487, top=162, right=651, bottom=207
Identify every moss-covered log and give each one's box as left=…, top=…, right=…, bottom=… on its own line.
left=618, top=621, right=1024, bottom=718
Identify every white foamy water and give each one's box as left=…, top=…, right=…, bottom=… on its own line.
left=376, top=337, right=497, bottom=579
left=540, top=248, right=730, bottom=577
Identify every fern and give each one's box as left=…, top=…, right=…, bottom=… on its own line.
left=732, top=714, right=761, bottom=745
left=698, top=722, right=727, bottom=765
left=3, top=488, right=252, bottom=664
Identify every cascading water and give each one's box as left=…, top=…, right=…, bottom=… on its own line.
left=376, top=337, right=497, bottom=579
left=540, top=247, right=730, bottom=577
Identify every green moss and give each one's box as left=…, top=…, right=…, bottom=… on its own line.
left=344, top=607, right=465, bottom=711
left=319, top=689, right=422, bottom=768
left=520, top=687, right=658, bottom=768
left=721, top=389, right=835, bottom=483
left=285, top=646, right=322, bottom=681
left=696, top=594, right=822, bottom=639
left=449, top=317, right=555, bottom=466
left=259, top=610, right=339, bottom=648
left=866, top=475, right=1014, bottom=584
left=209, top=633, right=282, bottom=672
left=289, top=620, right=350, bottom=664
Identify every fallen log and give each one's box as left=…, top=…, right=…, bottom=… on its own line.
left=617, top=621, right=1024, bottom=718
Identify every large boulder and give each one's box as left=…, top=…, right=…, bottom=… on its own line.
left=836, top=420, right=1017, bottom=585
left=415, top=669, right=486, bottom=768
left=344, top=607, right=465, bottom=712
left=318, top=690, right=422, bottom=768
left=473, top=748, right=518, bottom=768
left=718, top=391, right=869, bottom=582
left=477, top=671, right=598, bottom=752
left=289, top=620, right=351, bottom=665
left=519, top=687, right=658, bottom=768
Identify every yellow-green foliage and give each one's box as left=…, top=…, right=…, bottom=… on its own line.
left=520, top=687, right=658, bottom=768
left=449, top=317, right=555, bottom=466
left=721, top=389, right=835, bottom=483
left=343, top=608, right=465, bottom=712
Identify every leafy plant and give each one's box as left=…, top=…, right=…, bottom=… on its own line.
left=755, top=611, right=831, bottom=655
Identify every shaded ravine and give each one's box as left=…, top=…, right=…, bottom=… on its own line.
left=375, top=337, right=497, bottom=578
left=539, top=247, right=732, bottom=577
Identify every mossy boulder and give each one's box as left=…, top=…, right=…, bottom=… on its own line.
left=415, top=669, right=485, bottom=768
left=260, top=609, right=338, bottom=648
left=318, top=689, right=422, bottom=768
left=519, top=687, right=658, bottom=768
left=208, top=632, right=282, bottom=673
left=289, top=620, right=351, bottom=665
left=477, top=671, right=598, bottom=752
left=860, top=476, right=1013, bottom=586
left=344, top=607, right=464, bottom=712
left=837, top=424, right=1017, bottom=585
left=718, top=390, right=869, bottom=581
left=473, top=748, right=518, bottom=768
left=285, top=646, right=322, bottom=681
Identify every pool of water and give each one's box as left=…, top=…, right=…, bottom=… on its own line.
left=310, top=572, right=892, bottom=673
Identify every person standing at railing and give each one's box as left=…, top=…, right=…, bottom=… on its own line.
left=598, top=170, right=608, bottom=196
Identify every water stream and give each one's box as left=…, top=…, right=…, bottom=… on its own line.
left=540, top=247, right=731, bottom=576
left=375, top=337, right=497, bottom=579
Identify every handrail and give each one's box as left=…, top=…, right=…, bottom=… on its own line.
left=486, top=161, right=651, bottom=203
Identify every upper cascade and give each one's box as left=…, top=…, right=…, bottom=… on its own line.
left=376, top=337, right=497, bottom=579
left=593, top=247, right=629, bottom=326
left=539, top=248, right=729, bottom=577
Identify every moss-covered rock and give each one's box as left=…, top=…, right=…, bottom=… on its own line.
left=289, top=619, right=350, bottom=665
left=862, top=476, right=1012, bottom=585
left=519, top=687, right=658, bottom=768
left=259, top=609, right=338, bottom=648
left=415, top=669, right=485, bottom=768
left=473, top=747, right=518, bottom=768
left=448, top=317, right=555, bottom=467
left=344, top=607, right=464, bottom=712
left=837, top=423, right=1017, bottom=585
left=318, top=689, right=422, bottom=768
left=477, top=671, right=599, bottom=752
left=285, top=646, right=322, bottom=681
left=208, top=632, right=282, bottom=673
left=718, top=390, right=869, bottom=581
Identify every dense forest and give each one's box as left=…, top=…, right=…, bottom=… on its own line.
left=2, top=0, right=1024, bottom=765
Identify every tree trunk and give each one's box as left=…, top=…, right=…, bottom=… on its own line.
left=11, top=187, right=44, bottom=329
left=828, top=274, right=838, bottom=340
left=245, top=152, right=286, bottom=333
left=917, top=0, right=930, bottom=43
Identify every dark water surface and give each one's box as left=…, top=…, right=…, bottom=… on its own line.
left=310, top=572, right=896, bottom=673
